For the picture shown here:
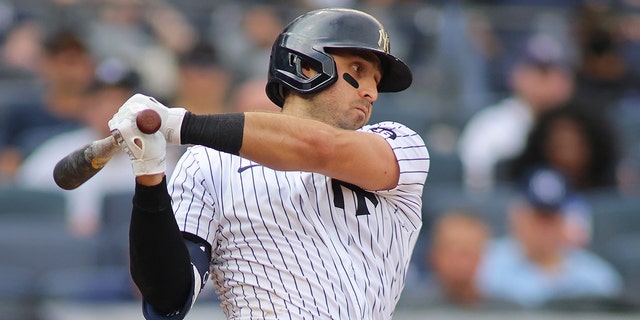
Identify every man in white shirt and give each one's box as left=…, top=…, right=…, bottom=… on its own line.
left=458, top=35, right=574, bottom=191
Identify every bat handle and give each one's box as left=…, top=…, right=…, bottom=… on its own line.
left=53, top=109, right=161, bottom=190
left=53, top=136, right=120, bottom=190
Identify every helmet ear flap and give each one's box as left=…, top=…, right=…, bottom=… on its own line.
left=266, top=41, right=338, bottom=107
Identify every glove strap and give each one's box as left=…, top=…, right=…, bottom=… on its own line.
left=165, top=108, right=187, bottom=144
left=132, top=156, right=166, bottom=176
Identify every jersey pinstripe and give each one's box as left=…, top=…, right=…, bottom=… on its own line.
left=168, top=121, right=429, bottom=319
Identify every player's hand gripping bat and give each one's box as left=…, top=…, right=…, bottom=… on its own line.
left=53, top=109, right=162, bottom=190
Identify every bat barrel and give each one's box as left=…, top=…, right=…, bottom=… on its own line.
left=53, top=136, right=119, bottom=190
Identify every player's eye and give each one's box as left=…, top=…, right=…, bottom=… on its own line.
left=352, top=63, right=361, bottom=74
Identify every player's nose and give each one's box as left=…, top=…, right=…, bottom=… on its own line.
left=359, top=78, right=378, bottom=103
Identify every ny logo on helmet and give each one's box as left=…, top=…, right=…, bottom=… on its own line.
left=378, top=29, right=390, bottom=53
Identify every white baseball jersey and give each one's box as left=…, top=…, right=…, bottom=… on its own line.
left=168, top=121, right=429, bottom=319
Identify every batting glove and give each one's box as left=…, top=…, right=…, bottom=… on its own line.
left=120, top=93, right=187, bottom=144
left=109, top=104, right=167, bottom=176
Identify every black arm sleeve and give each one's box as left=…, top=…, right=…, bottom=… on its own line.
left=180, top=112, right=244, bottom=155
left=129, top=177, right=192, bottom=315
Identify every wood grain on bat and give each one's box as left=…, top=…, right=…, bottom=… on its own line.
left=53, top=136, right=119, bottom=190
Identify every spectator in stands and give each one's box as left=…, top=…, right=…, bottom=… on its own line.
left=0, top=29, right=95, bottom=183
left=570, top=3, right=640, bottom=117
left=505, top=105, right=620, bottom=194
left=228, top=76, right=280, bottom=113
left=210, top=4, right=285, bottom=83
left=171, top=41, right=232, bottom=115
left=85, top=0, right=197, bottom=99
left=0, top=19, right=44, bottom=78
left=477, top=167, right=623, bottom=308
left=424, top=210, right=491, bottom=307
left=15, top=59, right=139, bottom=238
left=502, top=105, right=621, bottom=247
left=457, top=34, right=575, bottom=191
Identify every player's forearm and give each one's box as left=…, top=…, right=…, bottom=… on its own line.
left=241, top=112, right=341, bottom=170
left=180, top=111, right=336, bottom=170
left=240, top=112, right=400, bottom=189
left=130, top=177, right=192, bottom=315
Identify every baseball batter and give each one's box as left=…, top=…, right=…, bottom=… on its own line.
left=108, top=8, right=429, bottom=320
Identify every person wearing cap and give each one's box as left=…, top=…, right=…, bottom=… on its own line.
left=15, top=59, right=141, bottom=238
left=171, top=41, right=232, bottom=115
left=475, top=167, right=622, bottom=308
left=458, top=34, right=575, bottom=191
left=0, top=29, right=95, bottom=183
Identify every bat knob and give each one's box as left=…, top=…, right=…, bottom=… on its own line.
left=136, top=109, right=161, bottom=134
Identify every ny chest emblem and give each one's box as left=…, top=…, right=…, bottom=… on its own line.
left=331, top=179, right=379, bottom=216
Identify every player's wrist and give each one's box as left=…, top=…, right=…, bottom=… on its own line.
left=164, top=107, right=188, bottom=145
left=132, top=155, right=166, bottom=177
left=134, top=175, right=171, bottom=211
left=180, top=112, right=244, bottom=155
left=136, top=173, right=165, bottom=186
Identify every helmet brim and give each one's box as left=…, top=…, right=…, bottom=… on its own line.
left=376, top=52, right=412, bottom=92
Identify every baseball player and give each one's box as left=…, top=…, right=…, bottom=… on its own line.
left=108, top=8, right=429, bottom=319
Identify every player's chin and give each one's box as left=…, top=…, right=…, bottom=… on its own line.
left=335, top=109, right=368, bottom=129
left=343, top=116, right=367, bottom=130
left=353, top=109, right=370, bottom=127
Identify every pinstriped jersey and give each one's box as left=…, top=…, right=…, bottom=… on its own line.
left=168, top=121, right=429, bottom=319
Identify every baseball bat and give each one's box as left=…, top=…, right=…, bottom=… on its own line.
left=53, top=109, right=162, bottom=190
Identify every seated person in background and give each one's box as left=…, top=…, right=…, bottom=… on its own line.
left=171, top=41, right=232, bottom=115
left=477, top=167, right=623, bottom=308
left=457, top=35, right=574, bottom=191
left=425, top=210, right=491, bottom=307
left=501, top=105, right=622, bottom=248
left=0, top=29, right=95, bottom=183
left=15, top=59, right=140, bottom=238
left=503, top=105, right=620, bottom=194
left=229, top=76, right=280, bottom=113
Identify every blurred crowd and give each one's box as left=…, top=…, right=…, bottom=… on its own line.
left=1, top=0, right=640, bottom=315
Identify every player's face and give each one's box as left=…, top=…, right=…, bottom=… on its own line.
left=306, top=49, right=382, bottom=130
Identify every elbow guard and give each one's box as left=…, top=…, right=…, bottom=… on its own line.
left=142, top=233, right=212, bottom=320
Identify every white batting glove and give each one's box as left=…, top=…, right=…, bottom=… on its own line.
left=120, top=93, right=187, bottom=144
left=109, top=104, right=167, bottom=176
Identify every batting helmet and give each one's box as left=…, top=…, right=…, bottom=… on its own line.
left=266, top=8, right=413, bottom=107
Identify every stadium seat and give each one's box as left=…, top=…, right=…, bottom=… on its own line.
left=0, top=187, right=100, bottom=302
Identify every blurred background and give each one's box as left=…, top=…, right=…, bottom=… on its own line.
left=0, top=0, right=640, bottom=319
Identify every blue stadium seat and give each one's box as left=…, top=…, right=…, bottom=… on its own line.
left=97, top=191, right=135, bottom=267
left=0, top=187, right=101, bottom=302
left=584, top=189, right=640, bottom=306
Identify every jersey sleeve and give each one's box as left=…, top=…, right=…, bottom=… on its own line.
left=363, top=121, right=429, bottom=229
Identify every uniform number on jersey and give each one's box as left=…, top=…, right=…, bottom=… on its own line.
left=331, top=179, right=379, bottom=216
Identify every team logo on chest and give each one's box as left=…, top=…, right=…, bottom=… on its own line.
left=331, top=179, right=379, bottom=216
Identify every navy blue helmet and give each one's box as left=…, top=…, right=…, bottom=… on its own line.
left=266, top=8, right=412, bottom=107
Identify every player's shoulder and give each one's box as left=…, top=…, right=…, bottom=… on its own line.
left=363, top=121, right=428, bottom=149
left=362, top=120, right=420, bottom=138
